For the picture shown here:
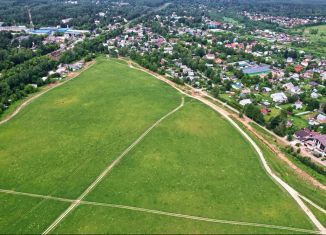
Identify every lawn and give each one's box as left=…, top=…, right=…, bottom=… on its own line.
left=56, top=99, right=315, bottom=233
left=54, top=204, right=309, bottom=234
left=219, top=93, right=235, bottom=103
left=0, top=194, right=69, bottom=233
left=291, top=116, right=308, bottom=129
left=264, top=107, right=281, bottom=122
left=303, top=25, right=326, bottom=43
left=0, top=57, right=180, bottom=198
left=291, top=24, right=326, bottom=56
left=0, top=57, right=320, bottom=233
left=0, top=57, right=182, bottom=200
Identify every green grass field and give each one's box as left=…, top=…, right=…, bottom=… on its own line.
left=303, top=25, right=326, bottom=42
left=0, top=57, right=321, bottom=233
left=291, top=24, right=326, bottom=55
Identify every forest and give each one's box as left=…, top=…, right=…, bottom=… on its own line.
left=0, top=0, right=325, bottom=30
left=0, top=32, right=58, bottom=114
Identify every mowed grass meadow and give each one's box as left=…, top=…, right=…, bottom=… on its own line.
left=0, top=57, right=317, bottom=233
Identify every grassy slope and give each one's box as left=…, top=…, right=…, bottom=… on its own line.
left=250, top=122, right=326, bottom=186
left=291, top=24, right=326, bottom=55
left=234, top=120, right=326, bottom=209
left=55, top=99, right=315, bottom=232
left=239, top=119, right=326, bottom=230
left=303, top=25, right=326, bottom=42
left=0, top=57, right=181, bottom=200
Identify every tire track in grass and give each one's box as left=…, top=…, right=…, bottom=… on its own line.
left=42, top=97, right=184, bottom=234
left=0, top=188, right=318, bottom=234
left=122, top=59, right=326, bottom=234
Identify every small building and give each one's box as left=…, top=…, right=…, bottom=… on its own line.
left=305, top=135, right=326, bottom=155
left=261, top=107, right=269, bottom=115
left=316, top=114, right=326, bottom=123
left=243, top=65, right=270, bottom=76
left=232, top=82, right=243, bottom=90
left=294, top=65, right=303, bottom=73
left=262, top=87, right=272, bottom=92
left=286, top=57, right=293, bottom=63
left=239, top=99, right=252, bottom=106
left=271, top=92, right=287, bottom=103
left=311, top=92, right=319, bottom=99
left=238, top=61, right=249, bottom=67
left=205, top=54, right=215, bottom=60
left=207, top=21, right=222, bottom=29
left=294, top=101, right=303, bottom=109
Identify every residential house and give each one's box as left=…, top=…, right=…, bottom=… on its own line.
left=282, top=82, right=294, bottom=91
left=294, top=128, right=318, bottom=141
left=239, top=99, right=252, bottom=106
left=205, top=54, right=215, bottom=60
left=316, top=114, right=326, bottom=123
left=286, top=57, right=293, bottom=63
left=262, top=87, right=272, bottom=92
left=271, top=92, right=287, bottom=103
left=311, top=92, right=319, bottom=99
left=294, top=65, right=303, bottom=73
left=294, top=100, right=303, bottom=109
left=305, top=135, right=326, bottom=155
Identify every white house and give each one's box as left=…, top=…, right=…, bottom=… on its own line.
left=239, top=99, right=252, bottom=106
left=282, top=82, right=294, bottom=91
left=262, top=87, right=272, bottom=92
left=205, top=54, right=215, bottom=60
left=311, top=92, right=319, bottom=99
left=286, top=57, right=293, bottom=63
left=271, top=92, right=287, bottom=103
left=316, top=114, right=326, bottom=123
left=294, top=101, right=303, bottom=109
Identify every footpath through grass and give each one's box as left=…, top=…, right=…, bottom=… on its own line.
left=0, top=57, right=319, bottom=233
left=0, top=57, right=181, bottom=233
left=250, top=122, right=326, bottom=186
left=56, top=99, right=315, bottom=233
left=233, top=119, right=326, bottom=211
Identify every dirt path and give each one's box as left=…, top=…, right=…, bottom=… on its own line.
left=42, top=97, right=185, bottom=234
left=125, top=58, right=325, bottom=190
left=200, top=93, right=326, bottom=190
left=0, top=61, right=95, bottom=126
left=201, top=89, right=326, bottom=167
left=128, top=59, right=325, bottom=191
left=0, top=188, right=317, bottom=234
left=122, top=58, right=325, bottom=233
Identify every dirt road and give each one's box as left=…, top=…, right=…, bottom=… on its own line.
left=123, top=58, right=325, bottom=233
